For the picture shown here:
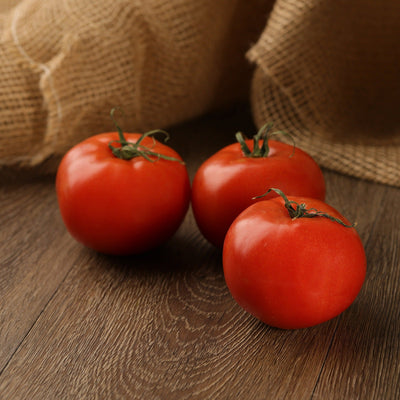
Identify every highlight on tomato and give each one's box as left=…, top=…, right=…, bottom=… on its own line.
left=56, top=109, right=191, bottom=255
left=191, top=123, right=326, bottom=247
left=223, top=188, right=367, bottom=329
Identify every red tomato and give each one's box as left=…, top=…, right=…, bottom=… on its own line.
left=56, top=131, right=190, bottom=255
left=223, top=190, right=366, bottom=329
left=192, top=127, right=325, bottom=247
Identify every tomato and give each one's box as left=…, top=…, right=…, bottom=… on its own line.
left=56, top=119, right=190, bottom=255
left=192, top=124, right=326, bottom=247
left=223, top=189, right=366, bottom=329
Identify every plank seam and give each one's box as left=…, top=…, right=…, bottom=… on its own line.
left=310, top=316, right=341, bottom=399
left=0, top=264, right=75, bottom=377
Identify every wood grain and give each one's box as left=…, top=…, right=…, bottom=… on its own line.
left=0, top=107, right=399, bottom=399
left=313, top=182, right=400, bottom=400
left=0, top=178, right=76, bottom=373
left=0, top=212, right=340, bottom=400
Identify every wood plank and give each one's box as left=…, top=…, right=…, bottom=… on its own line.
left=312, top=182, right=400, bottom=399
left=0, top=107, right=398, bottom=399
left=0, top=208, right=339, bottom=400
left=0, top=105, right=253, bottom=376
left=0, top=108, right=332, bottom=399
left=0, top=178, right=77, bottom=373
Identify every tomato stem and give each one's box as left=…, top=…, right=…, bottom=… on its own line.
left=108, top=108, right=184, bottom=163
left=235, top=123, right=295, bottom=158
left=254, top=188, right=355, bottom=227
left=110, top=108, right=129, bottom=146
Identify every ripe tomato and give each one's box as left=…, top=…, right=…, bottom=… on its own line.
left=223, top=189, right=366, bottom=329
left=56, top=124, right=190, bottom=255
left=192, top=124, right=325, bottom=247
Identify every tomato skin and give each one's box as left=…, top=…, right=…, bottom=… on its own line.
left=223, top=196, right=366, bottom=329
left=192, top=139, right=325, bottom=247
left=56, top=132, right=191, bottom=255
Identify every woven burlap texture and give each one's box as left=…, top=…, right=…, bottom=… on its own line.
left=248, top=0, right=400, bottom=187
left=1, top=0, right=399, bottom=187
left=0, top=0, right=268, bottom=167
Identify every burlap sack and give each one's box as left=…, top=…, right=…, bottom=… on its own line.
left=1, top=0, right=399, bottom=187
left=248, top=0, right=400, bottom=187
left=0, top=0, right=270, bottom=169
left=0, top=0, right=16, bottom=13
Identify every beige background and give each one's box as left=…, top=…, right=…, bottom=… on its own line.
left=0, top=0, right=18, bottom=12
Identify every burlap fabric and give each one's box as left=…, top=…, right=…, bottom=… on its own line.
left=248, top=0, right=400, bottom=187
left=1, top=0, right=399, bottom=186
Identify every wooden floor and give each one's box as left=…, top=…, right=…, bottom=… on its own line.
left=0, top=106, right=399, bottom=399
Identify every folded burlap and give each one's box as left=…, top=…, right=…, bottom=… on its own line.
left=248, top=0, right=400, bottom=187
left=1, top=0, right=399, bottom=186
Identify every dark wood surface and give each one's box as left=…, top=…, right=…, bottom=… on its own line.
left=0, top=106, right=399, bottom=399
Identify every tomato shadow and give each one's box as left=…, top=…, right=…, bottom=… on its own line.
left=81, top=226, right=223, bottom=281
left=325, top=290, right=400, bottom=356
left=246, top=288, right=400, bottom=367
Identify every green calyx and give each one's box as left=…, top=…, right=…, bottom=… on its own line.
left=254, top=188, right=356, bottom=228
left=108, top=108, right=184, bottom=163
left=235, top=122, right=295, bottom=158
